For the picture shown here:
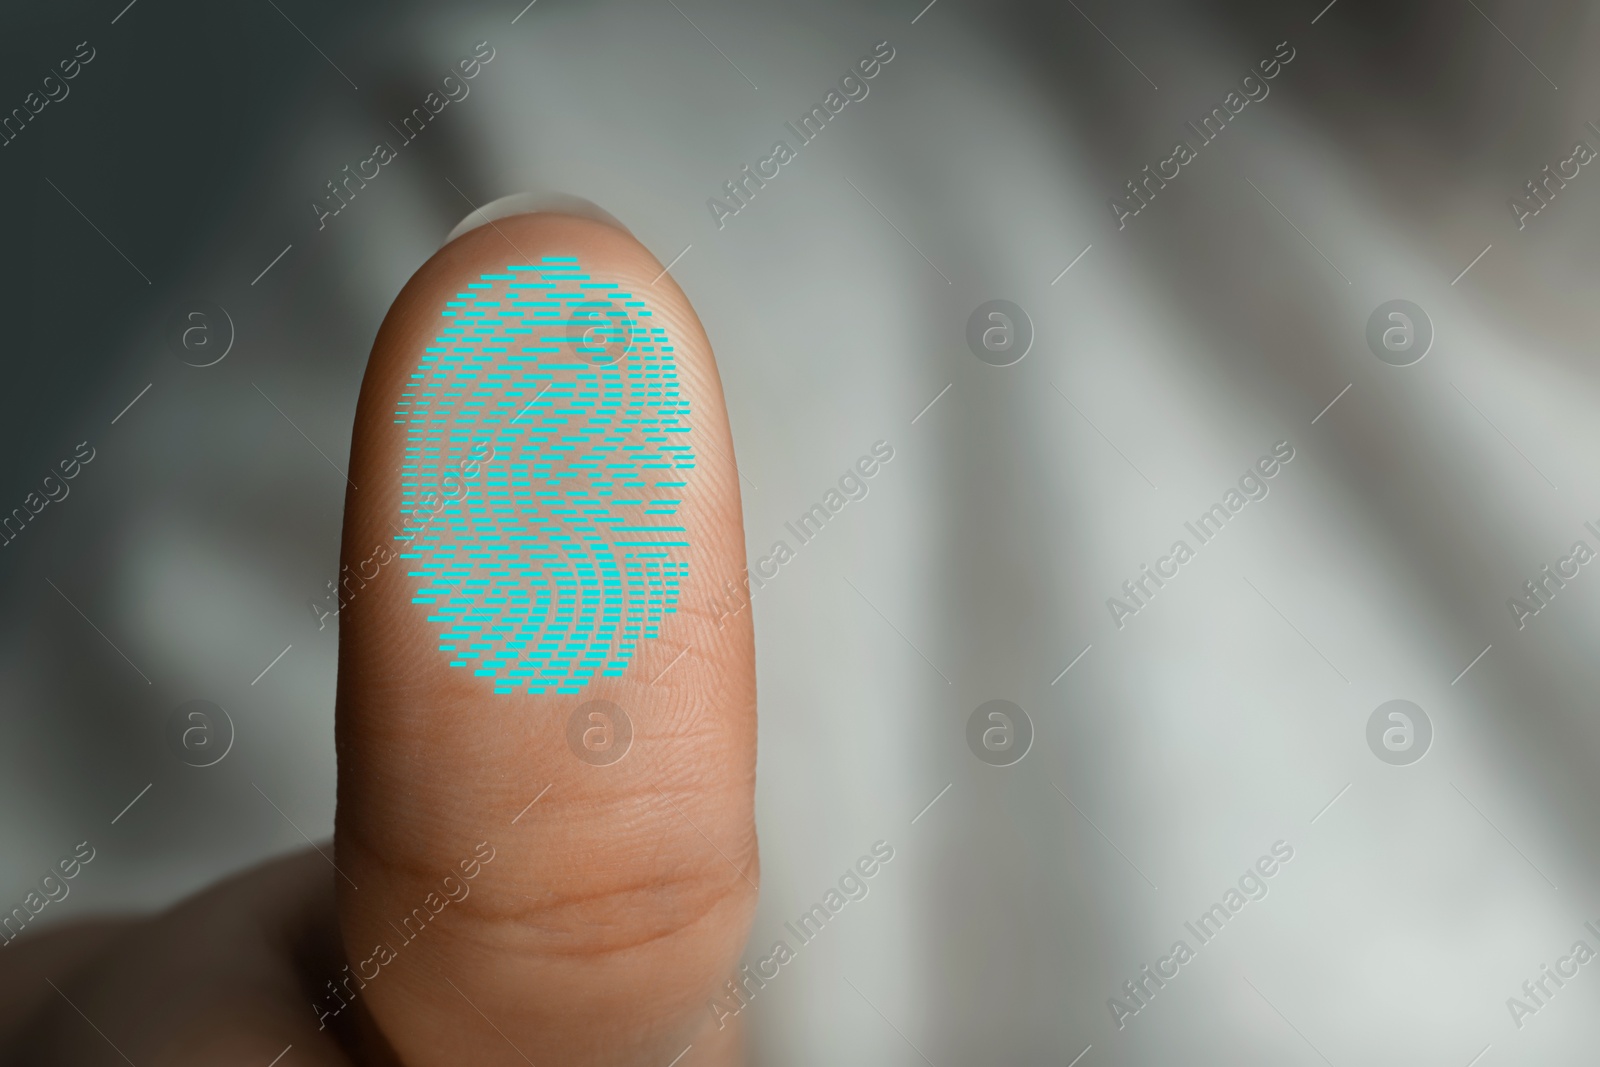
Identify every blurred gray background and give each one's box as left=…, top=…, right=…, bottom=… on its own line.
left=5, top=0, right=1600, bottom=1062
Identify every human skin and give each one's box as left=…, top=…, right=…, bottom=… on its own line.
left=0, top=213, right=759, bottom=1066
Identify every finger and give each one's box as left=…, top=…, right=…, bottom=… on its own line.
left=5, top=848, right=356, bottom=1066
left=334, top=212, right=758, bottom=1067
left=0, top=917, right=130, bottom=1044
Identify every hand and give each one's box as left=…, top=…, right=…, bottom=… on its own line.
left=2, top=212, right=759, bottom=1067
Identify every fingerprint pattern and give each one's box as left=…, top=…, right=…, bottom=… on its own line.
left=393, top=257, right=692, bottom=694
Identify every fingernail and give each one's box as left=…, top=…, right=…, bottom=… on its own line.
left=443, top=192, right=631, bottom=246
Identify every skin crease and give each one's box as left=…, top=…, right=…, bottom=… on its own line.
left=0, top=214, right=758, bottom=1067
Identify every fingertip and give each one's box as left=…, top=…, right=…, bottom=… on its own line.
left=333, top=204, right=758, bottom=1066
left=443, top=192, right=633, bottom=245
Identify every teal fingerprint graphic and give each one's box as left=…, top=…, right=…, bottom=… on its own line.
left=393, top=258, right=692, bottom=694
